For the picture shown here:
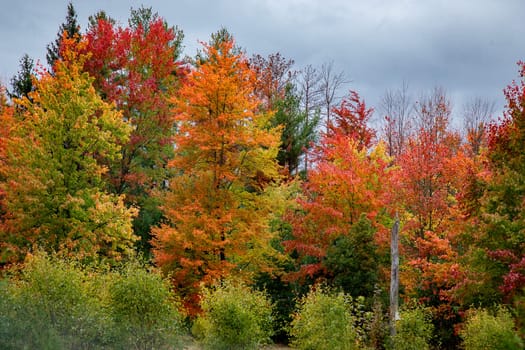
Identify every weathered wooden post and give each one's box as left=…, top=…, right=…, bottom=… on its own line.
left=390, top=213, right=400, bottom=336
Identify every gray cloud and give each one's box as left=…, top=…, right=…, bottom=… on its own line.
left=1, top=0, right=524, bottom=122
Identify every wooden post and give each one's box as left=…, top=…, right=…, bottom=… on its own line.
left=390, top=213, right=400, bottom=336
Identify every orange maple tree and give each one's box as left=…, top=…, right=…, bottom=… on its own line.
left=151, top=37, right=282, bottom=314
left=393, top=98, right=471, bottom=336
left=250, top=52, right=296, bottom=110
left=330, top=90, right=376, bottom=150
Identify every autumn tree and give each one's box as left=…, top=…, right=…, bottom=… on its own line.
left=394, top=90, right=469, bottom=346
left=284, top=91, right=390, bottom=296
left=396, top=88, right=461, bottom=240
left=396, top=136, right=462, bottom=238
left=82, top=7, right=185, bottom=253
left=46, top=2, right=80, bottom=69
left=0, top=85, right=13, bottom=249
left=395, top=91, right=460, bottom=249
left=395, top=127, right=467, bottom=296
left=250, top=52, right=296, bottom=110
left=331, top=90, right=376, bottom=149
left=469, top=61, right=525, bottom=306
left=0, top=35, right=137, bottom=266
left=151, top=37, right=282, bottom=314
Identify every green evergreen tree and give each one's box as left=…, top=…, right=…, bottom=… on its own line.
left=88, top=10, right=116, bottom=28
left=272, top=83, right=319, bottom=176
left=323, top=214, right=380, bottom=297
left=46, top=2, right=80, bottom=69
left=128, top=6, right=183, bottom=57
left=9, top=54, right=34, bottom=100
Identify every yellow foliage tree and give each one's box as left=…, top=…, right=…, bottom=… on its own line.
left=0, top=35, right=137, bottom=266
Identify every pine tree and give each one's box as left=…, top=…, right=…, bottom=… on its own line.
left=46, top=2, right=80, bottom=69
left=9, top=54, right=34, bottom=100
left=272, top=83, right=319, bottom=176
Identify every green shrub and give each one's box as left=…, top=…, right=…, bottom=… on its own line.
left=193, top=279, right=274, bottom=350
left=461, top=307, right=523, bottom=350
left=0, top=278, right=60, bottom=350
left=0, top=253, right=110, bottom=349
left=108, top=261, right=184, bottom=349
left=289, top=286, right=358, bottom=350
left=390, top=307, right=433, bottom=350
left=0, top=253, right=185, bottom=350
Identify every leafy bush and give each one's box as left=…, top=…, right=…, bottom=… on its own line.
left=289, top=286, right=358, bottom=350
left=0, top=253, right=184, bottom=350
left=461, top=307, right=523, bottom=350
left=389, top=306, right=434, bottom=350
left=193, top=279, right=274, bottom=350
left=108, top=261, right=184, bottom=349
left=0, top=253, right=110, bottom=349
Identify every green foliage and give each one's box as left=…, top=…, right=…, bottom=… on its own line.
left=1, top=40, right=137, bottom=265
left=193, top=279, right=274, bottom=350
left=389, top=306, right=434, bottom=350
left=289, top=286, right=358, bottom=350
left=109, top=260, right=183, bottom=349
left=272, top=83, right=319, bottom=176
left=254, top=272, right=300, bottom=343
left=133, top=195, right=164, bottom=258
left=323, top=214, right=380, bottom=297
left=461, top=307, right=523, bottom=350
left=0, top=252, right=184, bottom=350
left=254, top=201, right=314, bottom=344
left=9, top=53, right=34, bottom=100
left=0, top=253, right=111, bottom=349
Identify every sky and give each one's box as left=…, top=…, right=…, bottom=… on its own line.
left=1, top=0, right=524, bottom=124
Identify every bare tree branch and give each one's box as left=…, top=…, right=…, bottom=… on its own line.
left=320, top=61, right=349, bottom=132
left=379, top=81, right=413, bottom=157
left=462, top=97, right=495, bottom=155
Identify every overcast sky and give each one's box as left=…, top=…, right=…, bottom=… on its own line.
left=1, top=0, right=524, bottom=124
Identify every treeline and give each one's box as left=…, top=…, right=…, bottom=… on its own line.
left=1, top=3, right=525, bottom=349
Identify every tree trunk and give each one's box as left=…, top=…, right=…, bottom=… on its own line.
left=390, top=213, right=400, bottom=336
